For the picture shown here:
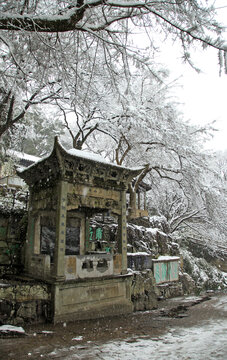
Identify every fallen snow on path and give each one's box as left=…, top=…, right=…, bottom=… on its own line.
left=72, top=336, right=83, bottom=341
left=0, top=325, right=25, bottom=334
left=31, top=295, right=227, bottom=360
left=62, top=319, right=227, bottom=360
left=95, top=319, right=227, bottom=360
left=44, top=316, right=227, bottom=360
left=60, top=292, right=227, bottom=360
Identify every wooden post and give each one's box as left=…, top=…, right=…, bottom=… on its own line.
left=53, top=180, right=67, bottom=281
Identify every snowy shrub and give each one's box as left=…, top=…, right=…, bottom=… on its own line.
left=181, top=249, right=227, bottom=291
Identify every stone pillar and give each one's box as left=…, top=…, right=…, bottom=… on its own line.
left=84, top=216, right=90, bottom=255
left=25, top=214, right=35, bottom=273
left=144, top=190, right=147, bottom=210
left=118, top=189, right=127, bottom=274
left=137, top=190, right=141, bottom=210
left=24, top=190, right=35, bottom=273
left=53, top=180, right=68, bottom=281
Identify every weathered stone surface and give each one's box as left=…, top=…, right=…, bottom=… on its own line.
left=212, top=258, right=227, bottom=273
left=127, top=254, right=153, bottom=271
left=16, top=301, right=37, bottom=319
left=156, top=282, right=184, bottom=299
left=53, top=275, right=133, bottom=323
left=149, top=215, right=170, bottom=234
left=155, top=232, right=169, bottom=254
left=131, top=270, right=158, bottom=311
left=0, top=283, right=50, bottom=302
left=0, top=212, right=27, bottom=276
left=179, top=272, right=196, bottom=294
left=0, top=282, right=51, bottom=325
left=0, top=298, right=51, bottom=325
left=128, top=217, right=151, bottom=228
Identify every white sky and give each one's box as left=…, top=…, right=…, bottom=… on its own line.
left=162, top=48, right=227, bottom=151
left=156, top=2, right=227, bottom=151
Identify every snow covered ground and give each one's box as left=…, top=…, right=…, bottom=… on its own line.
left=45, top=318, right=227, bottom=360
left=1, top=293, right=227, bottom=360
left=85, top=319, right=227, bottom=360
left=42, top=294, right=227, bottom=359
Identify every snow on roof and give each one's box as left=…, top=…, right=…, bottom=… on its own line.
left=127, top=252, right=151, bottom=256
left=68, top=148, right=110, bottom=164
left=62, top=141, right=143, bottom=171
left=7, top=149, right=41, bottom=163
left=153, top=256, right=180, bottom=262
left=17, top=137, right=144, bottom=176
left=17, top=152, right=51, bottom=173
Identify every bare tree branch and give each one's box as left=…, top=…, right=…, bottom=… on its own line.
left=115, top=134, right=132, bottom=165
left=170, top=207, right=206, bottom=233
left=0, top=86, right=47, bottom=136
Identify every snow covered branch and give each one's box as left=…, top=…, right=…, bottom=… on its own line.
left=170, top=207, right=206, bottom=233
left=0, top=1, right=88, bottom=32
left=0, top=0, right=226, bottom=54
left=0, top=86, right=55, bottom=137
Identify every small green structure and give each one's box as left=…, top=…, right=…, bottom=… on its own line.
left=152, top=256, right=180, bottom=284
left=18, top=137, right=142, bottom=322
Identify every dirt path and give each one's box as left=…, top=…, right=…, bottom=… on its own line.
left=1, top=292, right=227, bottom=360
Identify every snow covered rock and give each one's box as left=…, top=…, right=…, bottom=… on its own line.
left=131, top=270, right=158, bottom=311
left=0, top=324, right=26, bottom=337
left=179, top=273, right=196, bottom=295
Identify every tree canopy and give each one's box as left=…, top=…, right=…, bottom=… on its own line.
left=0, top=0, right=226, bottom=52
left=1, top=1, right=227, bottom=248
left=0, top=0, right=227, bottom=138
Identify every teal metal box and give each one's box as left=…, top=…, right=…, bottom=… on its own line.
left=152, top=256, right=180, bottom=284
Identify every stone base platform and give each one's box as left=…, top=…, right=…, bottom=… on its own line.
left=52, top=274, right=133, bottom=323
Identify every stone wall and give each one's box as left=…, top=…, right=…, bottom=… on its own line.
left=0, top=211, right=27, bottom=276
left=0, top=280, right=51, bottom=325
